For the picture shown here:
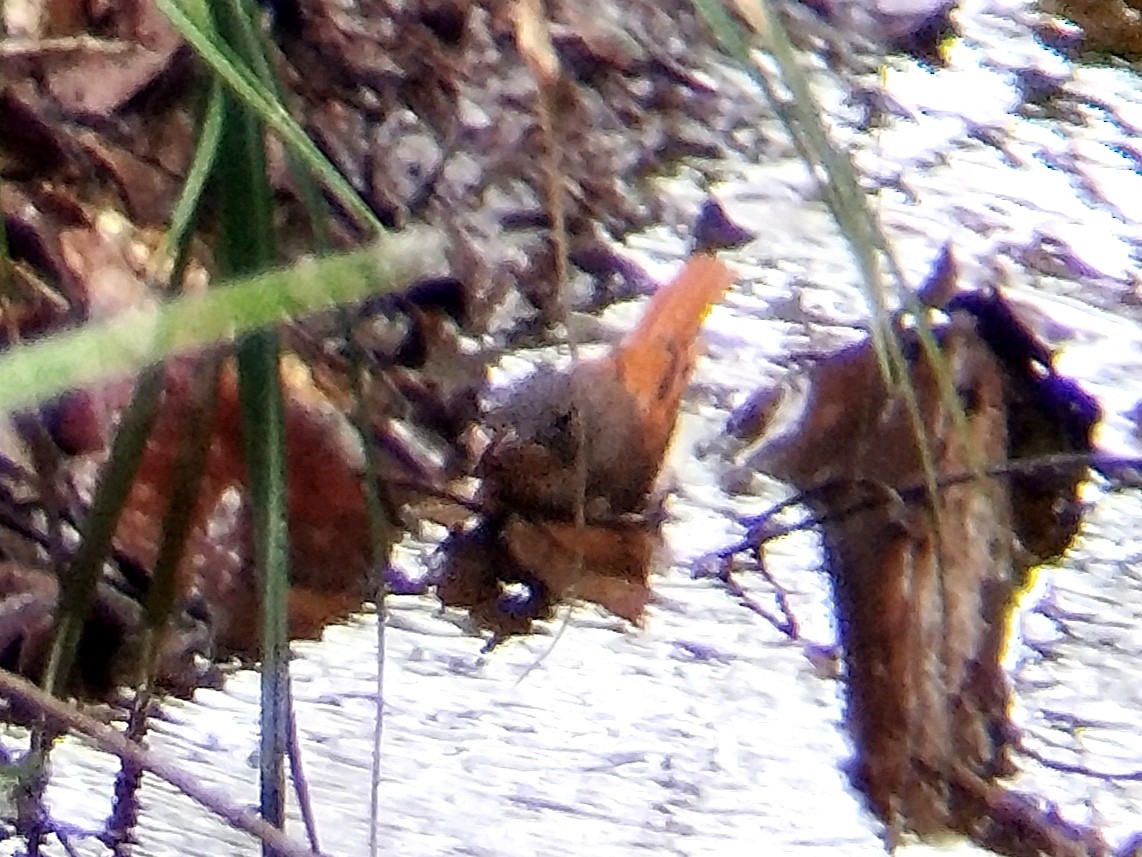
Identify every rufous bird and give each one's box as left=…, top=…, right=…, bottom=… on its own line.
left=478, top=252, right=735, bottom=521
left=437, top=241, right=737, bottom=639
left=477, top=192, right=749, bottom=525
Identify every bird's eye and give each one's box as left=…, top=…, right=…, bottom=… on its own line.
left=539, top=410, right=578, bottom=459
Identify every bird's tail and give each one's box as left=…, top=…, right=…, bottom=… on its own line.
left=612, top=253, right=734, bottom=463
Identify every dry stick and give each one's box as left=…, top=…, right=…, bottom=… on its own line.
left=285, top=673, right=320, bottom=852
left=0, top=669, right=322, bottom=857
left=715, top=456, right=1140, bottom=854
left=1015, top=736, right=1142, bottom=783
left=0, top=36, right=132, bottom=56
left=706, top=451, right=1139, bottom=636
left=512, top=0, right=582, bottom=675
left=16, top=431, right=66, bottom=856
left=1, top=294, right=61, bottom=857
left=728, top=451, right=1136, bottom=557
left=112, top=354, right=221, bottom=853
left=711, top=552, right=800, bottom=638
left=945, top=761, right=1112, bottom=857
left=55, top=830, right=84, bottom=857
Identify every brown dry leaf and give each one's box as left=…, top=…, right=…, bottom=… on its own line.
left=515, top=0, right=561, bottom=86
left=45, top=39, right=179, bottom=119
left=41, top=0, right=182, bottom=118
left=435, top=515, right=656, bottom=638
left=0, top=558, right=213, bottom=701
left=0, top=561, right=61, bottom=681
left=943, top=289, right=1099, bottom=568
left=9, top=212, right=484, bottom=672
left=17, top=214, right=372, bottom=657
left=38, top=217, right=415, bottom=656
left=724, top=383, right=783, bottom=443
left=1046, top=0, right=1142, bottom=57
left=38, top=215, right=160, bottom=454
left=435, top=521, right=553, bottom=638
left=109, top=356, right=375, bottom=657
left=0, top=180, right=90, bottom=325
left=752, top=267, right=1103, bottom=855
left=503, top=516, right=654, bottom=624
left=761, top=316, right=1016, bottom=842
left=70, top=131, right=182, bottom=225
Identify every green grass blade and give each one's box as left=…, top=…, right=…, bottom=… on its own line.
left=236, top=328, right=291, bottom=840
left=234, top=9, right=330, bottom=849
left=155, top=80, right=226, bottom=273
left=132, top=62, right=229, bottom=696
left=208, top=0, right=292, bottom=841
left=690, top=0, right=965, bottom=513
left=692, top=1, right=980, bottom=726
left=157, top=0, right=385, bottom=236
left=0, top=229, right=445, bottom=415
left=40, top=366, right=166, bottom=697
left=691, top=0, right=892, bottom=375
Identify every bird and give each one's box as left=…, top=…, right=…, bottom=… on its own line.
left=437, top=250, right=735, bottom=638
left=478, top=252, right=734, bottom=521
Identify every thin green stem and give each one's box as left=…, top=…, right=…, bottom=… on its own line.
left=0, top=229, right=445, bottom=415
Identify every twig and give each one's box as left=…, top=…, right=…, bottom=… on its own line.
left=286, top=674, right=321, bottom=853
left=947, top=761, right=1112, bottom=857
left=721, top=451, right=1139, bottom=562
left=513, top=0, right=583, bottom=680
left=0, top=669, right=323, bottom=857
left=0, top=36, right=133, bottom=57
left=1016, top=738, right=1142, bottom=783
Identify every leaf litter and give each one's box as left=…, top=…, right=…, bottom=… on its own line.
left=0, top=1, right=1140, bottom=855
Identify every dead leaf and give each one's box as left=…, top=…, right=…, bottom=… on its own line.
left=751, top=266, right=1102, bottom=855
left=504, top=516, right=654, bottom=623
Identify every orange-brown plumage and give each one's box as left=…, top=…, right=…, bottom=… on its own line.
left=610, top=253, right=733, bottom=472
left=479, top=253, right=733, bottom=520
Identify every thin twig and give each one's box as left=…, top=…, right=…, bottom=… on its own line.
left=514, top=0, right=582, bottom=680
left=719, top=451, right=1134, bottom=562
left=0, top=36, right=133, bottom=56
left=703, top=553, right=800, bottom=638
left=703, top=450, right=1128, bottom=635
left=0, top=669, right=323, bottom=857
left=1016, top=738, right=1142, bottom=783
left=286, top=674, right=321, bottom=853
